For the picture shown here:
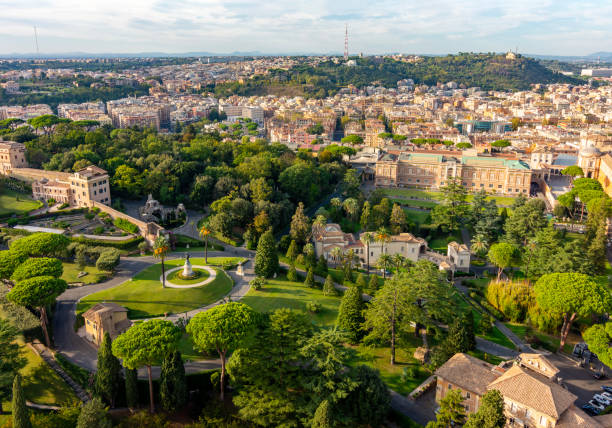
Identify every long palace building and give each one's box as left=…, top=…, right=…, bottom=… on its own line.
left=375, top=150, right=532, bottom=196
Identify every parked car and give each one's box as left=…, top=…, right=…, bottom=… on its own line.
left=601, top=386, right=612, bottom=394
left=582, top=404, right=601, bottom=416
left=601, top=391, right=612, bottom=401
left=588, top=400, right=606, bottom=412
left=592, top=371, right=606, bottom=380
left=593, top=394, right=611, bottom=406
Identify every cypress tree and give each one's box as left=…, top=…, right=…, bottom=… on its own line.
left=76, top=397, right=111, bottom=428
left=124, top=367, right=139, bottom=409
left=285, top=239, right=299, bottom=261
left=343, top=261, right=353, bottom=283
left=287, top=263, right=298, bottom=282
left=94, top=333, right=122, bottom=407
left=304, top=267, right=315, bottom=288
left=316, top=254, right=328, bottom=275
left=356, top=274, right=367, bottom=290
left=446, top=313, right=476, bottom=353
left=254, top=229, right=279, bottom=278
left=160, top=350, right=187, bottom=413
left=323, top=274, right=337, bottom=296
left=312, top=399, right=333, bottom=428
left=337, top=285, right=365, bottom=343
left=368, top=275, right=379, bottom=293
left=12, top=375, right=31, bottom=428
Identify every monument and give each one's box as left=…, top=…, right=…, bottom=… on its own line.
left=178, top=252, right=199, bottom=280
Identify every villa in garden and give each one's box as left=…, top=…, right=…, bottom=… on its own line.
left=434, top=353, right=610, bottom=428
left=312, top=223, right=470, bottom=272
left=81, top=302, right=132, bottom=346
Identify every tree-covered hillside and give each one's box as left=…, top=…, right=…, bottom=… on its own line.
left=213, top=53, right=579, bottom=98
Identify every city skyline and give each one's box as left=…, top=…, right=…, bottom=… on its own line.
left=1, top=0, right=612, bottom=56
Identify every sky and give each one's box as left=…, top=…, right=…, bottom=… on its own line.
left=1, top=0, right=611, bottom=56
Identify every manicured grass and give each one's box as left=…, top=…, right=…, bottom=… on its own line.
left=77, top=257, right=238, bottom=319
left=0, top=189, right=42, bottom=215
left=167, top=268, right=210, bottom=285
left=468, top=349, right=503, bottom=366
left=428, top=233, right=462, bottom=254
left=404, top=208, right=430, bottom=225
left=382, top=188, right=516, bottom=206
left=61, top=262, right=110, bottom=285
left=391, top=198, right=438, bottom=209
left=241, top=274, right=342, bottom=327
left=346, top=335, right=430, bottom=396
left=505, top=322, right=574, bottom=354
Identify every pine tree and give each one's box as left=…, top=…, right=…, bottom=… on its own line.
left=12, top=375, right=31, bottom=428
left=290, top=202, right=311, bottom=245
left=337, top=285, right=365, bottom=343
left=254, top=229, right=279, bottom=278
left=94, top=333, right=122, bottom=407
left=360, top=201, right=372, bottom=231
left=160, top=350, right=187, bottom=413
left=343, top=261, right=353, bottom=283
left=390, top=203, right=407, bottom=234
left=76, top=397, right=111, bottom=428
left=464, top=389, right=506, bottom=428
left=368, top=275, right=379, bottom=293
left=587, top=222, right=607, bottom=274
left=285, top=239, right=299, bottom=261
left=304, top=267, right=315, bottom=288
left=316, top=255, right=328, bottom=275
left=312, top=399, right=333, bottom=428
left=124, top=367, right=139, bottom=410
left=445, top=313, right=476, bottom=354
left=323, top=274, right=337, bottom=296
left=426, top=389, right=465, bottom=428
left=356, top=274, right=367, bottom=290
left=287, top=263, right=298, bottom=282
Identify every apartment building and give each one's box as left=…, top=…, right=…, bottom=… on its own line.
left=0, top=104, right=53, bottom=120
left=435, top=353, right=606, bottom=428
left=0, top=141, right=28, bottom=174
left=375, top=151, right=532, bottom=196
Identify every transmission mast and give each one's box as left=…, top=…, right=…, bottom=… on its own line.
left=344, top=24, right=348, bottom=61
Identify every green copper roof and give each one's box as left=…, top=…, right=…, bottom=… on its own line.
left=461, top=156, right=529, bottom=170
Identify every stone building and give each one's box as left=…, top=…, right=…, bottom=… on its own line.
left=139, top=194, right=185, bottom=223
left=0, top=141, right=28, bottom=174
left=82, top=302, right=131, bottom=346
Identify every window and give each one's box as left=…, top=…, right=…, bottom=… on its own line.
left=498, top=184, right=502, bottom=188
left=489, top=184, right=493, bottom=188
left=480, top=183, right=484, bottom=187
left=471, top=183, right=475, bottom=186
left=448, top=384, right=452, bottom=390
left=466, top=392, right=470, bottom=398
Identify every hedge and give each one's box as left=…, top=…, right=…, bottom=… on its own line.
left=96, top=248, right=120, bottom=271
left=71, top=235, right=144, bottom=250
left=113, top=218, right=140, bottom=234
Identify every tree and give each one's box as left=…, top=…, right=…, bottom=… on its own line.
left=337, top=285, right=365, bottom=343
left=112, top=320, right=181, bottom=413
left=290, top=202, right=311, bottom=245
left=561, top=165, right=584, bottom=178
left=304, top=267, right=315, bottom=288
left=426, top=390, right=465, bottom=428
left=446, top=313, right=476, bottom=353
left=9, top=232, right=70, bottom=259
left=464, top=389, right=506, bottom=428
left=316, top=255, right=328, bottom=275
left=7, top=276, right=67, bottom=347
left=339, top=365, right=390, bottom=426
left=10, top=257, right=62, bottom=282
left=12, top=375, right=30, bottom=428
left=254, top=229, right=279, bottom=278
left=583, top=322, right=612, bottom=368
left=342, top=197, right=359, bottom=221
left=535, top=273, right=611, bottom=350
left=470, top=234, right=489, bottom=256
left=368, top=274, right=379, bottom=294
left=365, top=261, right=454, bottom=364
left=323, top=274, right=336, bottom=296
left=312, top=400, right=333, bottom=428
left=125, top=368, right=138, bottom=410
left=431, top=178, right=468, bottom=231
left=360, top=232, right=374, bottom=274
left=504, top=199, right=547, bottom=245
left=94, top=333, right=122, bottom=408
left=0, top=320, right=25, bottom=414
left=360, top=201, right=372, bottom=231
left=487, top=243, right=516, bottom=280
left=356, top=274, right=367, bottom=290
left=199, top=224, right=211, bottom=264
left=375, top=227, right=391, bottom=254
left=341, top=134, right=363, bottom=145
left=76, top=397, right=112, bottom=428
left=160, top=350, right=187, bottom=413
left=342, top=171, right=361, bottom=198
left=389, top=203, right=407, bottom=234
left=187, top=303, right=256, bottom=400
left=286, top=239, right=299, bottom=261
left=287, top=263, right=298, bottom=282
left=376, top=254, right=393, bottom=279
left=153, top=235, right=170, bottom=289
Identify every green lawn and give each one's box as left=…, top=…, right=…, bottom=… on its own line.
left=167, top=268, right=210, bottom=285
left=403, top=208, right=430, bottom=225
left=505, top=322, right=574, bottom=354
left=241, top=274, right=342, bottom=327
left=61, top=262, right=110, bottom=285
left=382, top=188, right=516, bottom=206
left=428, top=233, right=462, bottom=254
left=77, top=257, right=238, bottom=319
left=346, top=335, right=430, bottom=396
left=0, top=189, right=42, bottom=215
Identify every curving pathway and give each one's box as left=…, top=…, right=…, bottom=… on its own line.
left=162, top=265, right=217, bottom=288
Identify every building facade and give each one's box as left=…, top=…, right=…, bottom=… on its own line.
left=82, top=302, right=131, bottom=346
left=0, top=141, right=28, bottom=174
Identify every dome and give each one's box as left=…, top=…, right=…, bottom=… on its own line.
left=579, top=146, right=601, bottom=157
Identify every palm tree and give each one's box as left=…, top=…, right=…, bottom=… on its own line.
left=153, top=235, right=170, bottom=288
left=391, top=254, right=407, bottom=273
left=199, top=224, right=211, bottom=264
left=470, top=234, right=488, bottom=256
left=360, top=232, right=374, bottom=274
left=375, top=227, right=392, bottom=254
left=343, top=198, right=359, bottom=222
left=377, top=254, right=393, bottom=279
left=330, top=247, right=343, bottom=265
left=313, top=214, right=327, bottom=230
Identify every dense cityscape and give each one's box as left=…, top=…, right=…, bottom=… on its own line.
left=1, top=7, right=612, bottom=428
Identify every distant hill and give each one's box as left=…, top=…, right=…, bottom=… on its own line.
left=213, top=53, right=580, bottom=98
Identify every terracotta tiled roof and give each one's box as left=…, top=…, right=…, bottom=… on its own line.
left=435, top=353, right=500, bottom=395
left=82, top=302, right=128, bottom=321
left=557, top=405, right=605, bottom=428
left=488, top=365, right=576, bottom=419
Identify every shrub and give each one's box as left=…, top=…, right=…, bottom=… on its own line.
left=71, top=235, right=143, bottom=249
left=249, top=276, right=266, bottom=290
left=96, top=248, right=120, bottom=271
left=287, top=264, right=298, bottom=282
left=93, top=226, right=104, bottom=235
left=306, top=301, right=322, bottom=313
left=84, top=212, right=95, bottom=220
left=486, top=280, right=532, bottom=323
left=138, top=241, right=149, bottom=254
left=113, top=218, right=139, bottom=234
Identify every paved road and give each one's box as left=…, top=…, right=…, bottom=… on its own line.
left=170, top=209, right=205, bottom=240
left=546, top=353, right=611, bottom=406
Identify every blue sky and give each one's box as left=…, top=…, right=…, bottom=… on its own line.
left=0, top=0, right=610, bottom=55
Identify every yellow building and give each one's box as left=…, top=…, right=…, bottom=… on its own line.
left=82, top=302, right=131, bottom=346
left=0, top=141, right=28, bottom=174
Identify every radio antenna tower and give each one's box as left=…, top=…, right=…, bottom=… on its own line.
left=344, top=24, right=349, bottom=61
left=33, top=26, right=40, bottom=55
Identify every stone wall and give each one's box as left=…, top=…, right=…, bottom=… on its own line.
left=91, top=201, right=164, bottom=244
